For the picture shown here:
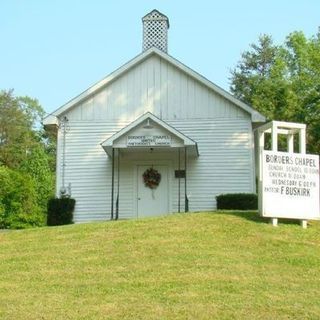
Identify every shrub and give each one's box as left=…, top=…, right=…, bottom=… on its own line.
left=216, top=193, right=258, bottom=210
left=20, top=145, right=55, bottom=217
left=47, top=197, right=75, bottom=226
left=0, top=166, right=45, bottom=229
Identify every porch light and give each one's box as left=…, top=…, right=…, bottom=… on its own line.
left=143, top=119, right=153, bottom=129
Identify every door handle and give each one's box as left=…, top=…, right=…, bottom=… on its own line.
left=137, top=197, right=141, bottom=200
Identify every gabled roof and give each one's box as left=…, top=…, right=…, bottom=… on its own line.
left=43, top=47, right=265, bottom=125
left=101, top=112, right=199, bottom=157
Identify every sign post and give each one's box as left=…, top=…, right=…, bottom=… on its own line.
left=262, top=151, right=319, bottom=220
left=257, top=121, right=320, bottom=228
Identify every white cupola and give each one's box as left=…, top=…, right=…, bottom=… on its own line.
left=142, top=9, right=169, bottom=53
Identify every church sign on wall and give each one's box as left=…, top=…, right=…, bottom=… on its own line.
left=261, top=150, right=320, bottom=219
left=127, top=135, right=171, bottom=147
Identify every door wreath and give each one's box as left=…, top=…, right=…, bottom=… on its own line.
left=143, top=167, right=161, bottom=189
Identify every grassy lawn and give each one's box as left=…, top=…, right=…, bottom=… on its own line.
left=0, top=212, right=319, bottom=319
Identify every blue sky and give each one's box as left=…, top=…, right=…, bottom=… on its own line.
left=1, top=1, right=319, bottom=113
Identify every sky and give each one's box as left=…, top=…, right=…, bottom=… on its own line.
left=1, top=0, right=320, bottom=114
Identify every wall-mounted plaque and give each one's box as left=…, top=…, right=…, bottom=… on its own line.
left=127, top=135, right=171, bottom=147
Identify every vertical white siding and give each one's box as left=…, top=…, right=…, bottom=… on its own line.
left=66, top=55, right=248, bottom=122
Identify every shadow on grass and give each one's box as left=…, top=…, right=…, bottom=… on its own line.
left=216, top=210, right=268, bottom=224
left=215, top=210, right=302, bottom=226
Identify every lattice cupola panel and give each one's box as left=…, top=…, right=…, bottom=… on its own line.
left=142, top=10, right=169, bottom=53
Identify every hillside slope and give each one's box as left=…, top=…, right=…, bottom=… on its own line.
left=0, top=212, right=319, bottom=319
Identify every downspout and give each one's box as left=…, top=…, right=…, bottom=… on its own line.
left=115, top=149, right=120, bottom=220
left=111, top=148, right=115, bottom=220
left=178, top=148, right=181, bottom=213
left=60, top=116, right=69, bottom=196
left=185, top=147, right=189, bottom=212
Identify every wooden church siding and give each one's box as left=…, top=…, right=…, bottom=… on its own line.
left=65, top=55, right=247, bottom=122
left=44, top=10, right=265, bottom=223
left=59, top=52, right=255, bottom=222
left=60, top=116, right=254, bottom=222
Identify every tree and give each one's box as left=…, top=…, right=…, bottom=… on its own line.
left=0, top=90, right=35, bottom=167
left=284, top=31, right=320, bottom=153
left=230, top=30, right=320, bottom=154
left=0, top=90, right=55, bottom=228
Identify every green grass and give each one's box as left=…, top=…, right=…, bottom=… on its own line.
left=0, top=212, right=320, bottom=319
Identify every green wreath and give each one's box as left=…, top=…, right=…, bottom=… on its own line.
left=143, top=167, right=161, bottom=189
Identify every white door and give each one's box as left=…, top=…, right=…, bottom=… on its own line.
left=137, top=165, right=169, bottom=217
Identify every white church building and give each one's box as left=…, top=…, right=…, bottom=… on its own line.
left=44, top=10, right=265, bottom=222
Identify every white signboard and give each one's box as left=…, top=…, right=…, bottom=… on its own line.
left=127, top=135, right=171, bottom=147
left=261, top=150, right=319, bottom=219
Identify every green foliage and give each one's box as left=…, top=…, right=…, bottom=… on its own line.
left=20, top=145, right=54, bottom=213
left=216, top=193, right=258, bottom=210
left=0, top=89, right=54, bottom=168
left=0, top=90, right=36, bottom=168
left=0, top=166, right=45, bottom=229
left=231, top=30, right=320, bottom=154
left=47, top=197, right=75, bottom=226
left=0, top=89, right=55, bottom=228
